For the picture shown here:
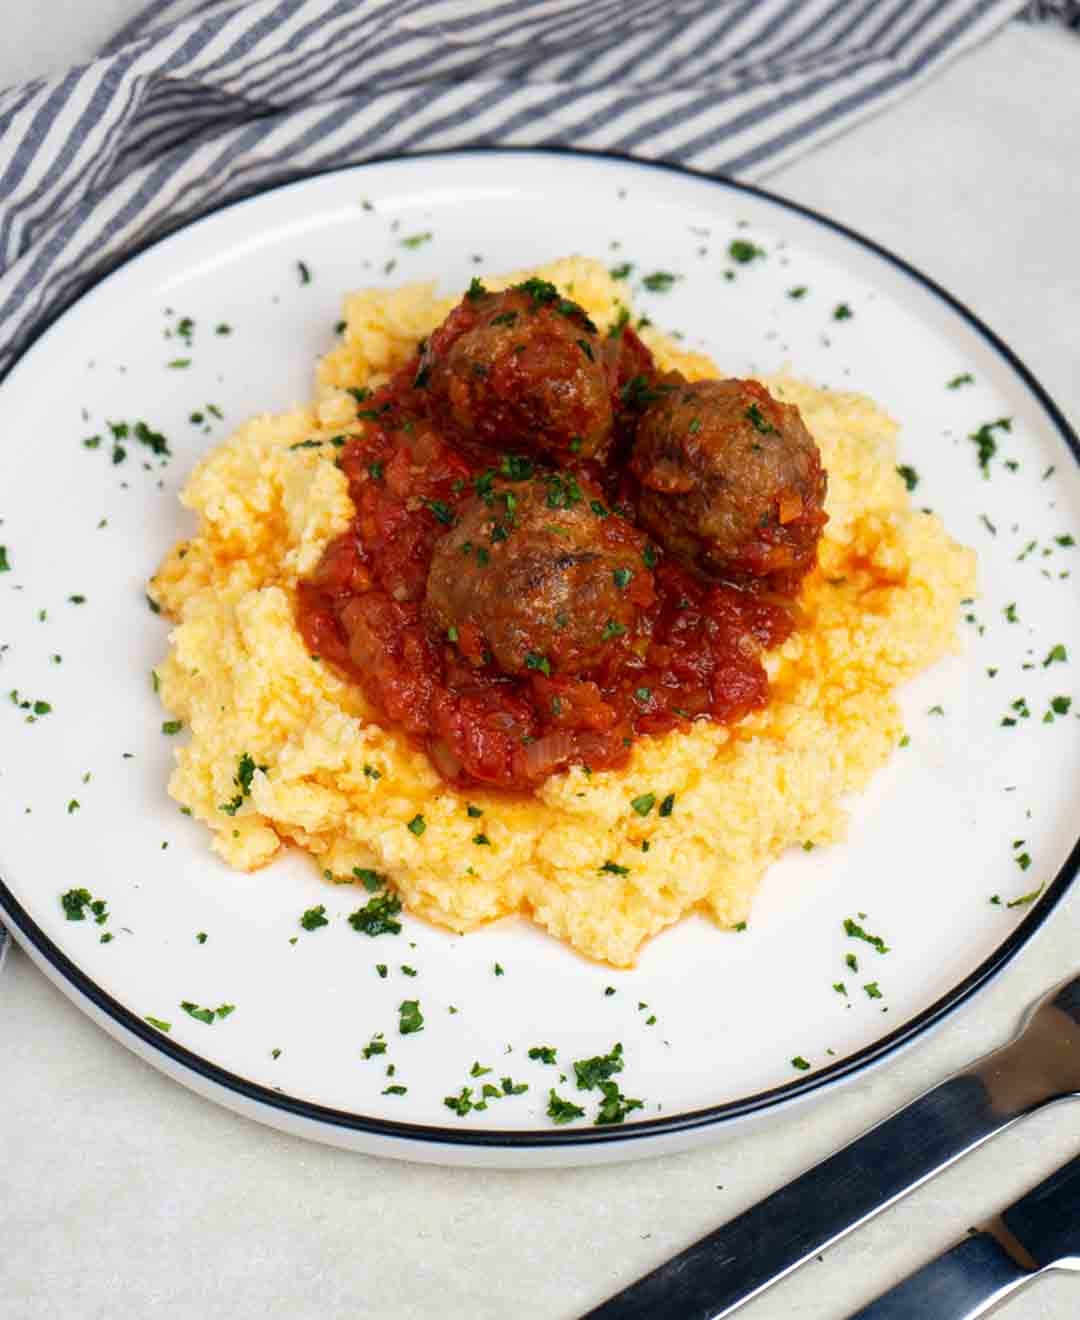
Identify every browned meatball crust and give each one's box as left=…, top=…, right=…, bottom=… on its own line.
left=629, top=376, right=827, bottom=589
left=425, top=471, right=653, bottom=676
left=419, top=281, right=615, bottom=463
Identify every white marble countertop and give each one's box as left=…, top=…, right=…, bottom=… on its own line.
left=1, top=8, right=1079, bottom=1319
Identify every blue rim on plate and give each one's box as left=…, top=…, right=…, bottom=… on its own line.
left=1, top=148, right=1078, bottom=1150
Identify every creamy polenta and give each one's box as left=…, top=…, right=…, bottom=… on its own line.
left=150, top=258, right=975, bottom=967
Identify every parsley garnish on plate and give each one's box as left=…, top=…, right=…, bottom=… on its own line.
left=398, top=999, right=424, bottom=1035
left=180, top=1001, right=235, bottom=1025
left=594, top=1080, right=644, bottom=1126
left=728, top=239, right=764, bottom=264
left=362, top=1033, right=387, bottom=1059
left=348, top=892, right=402, bottom=936
left=843, top=917, right=889, bottom=954
left=573, top=1042, right=624, bottom=1090
left=791, top=1056, right=811, bottom=1071
left=300, top=904, right=328, bottom=931
left=641, top=271, right=678, bottom=293
left=969, top=418, right=1012, bottom=476
left=528, top=1046, right=557, bottom=1065
left=546, top=1089, right=586, bottom=1124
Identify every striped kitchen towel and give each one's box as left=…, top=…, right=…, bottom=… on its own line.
left=0, top=0, right=1040, bottom=382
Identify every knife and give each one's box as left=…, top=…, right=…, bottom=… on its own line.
left=848, top=1151, right=1080, bottom=1318
left=581, top=974, right=1080, bottom=1320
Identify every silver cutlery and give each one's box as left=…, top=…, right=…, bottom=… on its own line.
left=583, top=973, right=1080, bottom=1319
left=848, top=1149, right=1080, bottom=1318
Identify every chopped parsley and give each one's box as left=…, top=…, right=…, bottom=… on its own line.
left=601, top=619, right=626, bottom=641
left=473, top=833, right=491, bottom=847
left=61, top=887, right=98, bottom=921
left=382, top=1085, right=407, bottom=1096
left=641, top=271, right=678, bottom=293
left=423, top=498, right=454, bottom=526
left=576, top=337, right=595, bottom=361
left=630, top=792, right=656, bottom=817
left=400, top=232, right=432, bottom=249
left=353, top=868, right=384, bottom=892
left=407, top=813, right=426, bottom=836
left=787, top=286, right=808, bottom=299
left=348, top=893, right=402, bottom=936
left=610, top=263, right=633, bottom=280
left=219, top=751, right=265, bottom=815
left=0, top=546, right=9, bottom=572
left=745, top=403, right=776, bottom=435
left=573, top=1042, right=623, bottom=1090
left=600, top=860, right=630, bottom=876
left=791, top=1056, right=811, bottom=1071
left=546, top=1089, right=585, bottom=1124
left=896, top=465, right=919, bottom=492
left=728, top=239, right=764, bottom=264
left=863, top=982, right=883, bottom=1000
left=947, top=373, right=974, bottom=389
left=161, top=720, right=183, bottom=736
left=516, top=276, right=560, bottom=308
left=1006, top=882, right=1045, bottom=909
left=145, top=1016, right=172, bottom=1033
left=465, top=277, right=488, bottom=302
left=196, top=932, right=207, bottom=944
left=363, top=1034, right=387, bottom=1058
left=658, top=793, right=675, bottom=817
left=594, top=1080, right=643, bottom=1125
left=1043, top=644, right=1068, bottom=667
left=444, top=1087, right=479, bottom=1117
left=296, top=260, right=311, bottom=285
left=833, top=303, right=852, bottom=321
left=613, top=567, right=633, bottom=590
left=525, top=651, right=551, bottom=676
left=180, top=1001, right=235, bottom=1025
left=300, top=904, right=329, bottom=931
left=608, top=305, right=630, bottom=339
left=843, top=917, right=889, bottom=954
left=969, top=417, right=1012, bottom=476
left=398, top=999, right=424, bottom=1035
left=528, top=1046, right=557, bottom=1065
left=620, top=374, right=669, bottom=410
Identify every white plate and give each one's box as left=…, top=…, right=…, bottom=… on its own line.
left=1, top=151, right=1078, bottom=1168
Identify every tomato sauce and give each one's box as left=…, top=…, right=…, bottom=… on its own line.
left=296, top=334, right=794, bottom=792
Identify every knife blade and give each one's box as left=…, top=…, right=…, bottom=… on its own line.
left=848, top=1151, right=1080, bottom=1318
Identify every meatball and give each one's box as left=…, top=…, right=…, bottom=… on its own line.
left=629, top=377, right=827, bottom=589
left=419, top=280, right=615, bottom=462
left=426, top=470, right=653, bottom=676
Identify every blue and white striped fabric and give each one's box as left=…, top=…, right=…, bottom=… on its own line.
left=0, top=0, right=1044, bottom=382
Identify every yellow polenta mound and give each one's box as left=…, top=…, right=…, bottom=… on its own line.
left=150, top=257, right=975, bottom=968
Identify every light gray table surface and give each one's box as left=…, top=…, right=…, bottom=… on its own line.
left=2, top=8, right=1079, bottom=1319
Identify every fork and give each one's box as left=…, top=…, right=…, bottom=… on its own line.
left=584, top=973, right=1080, bottom=1319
